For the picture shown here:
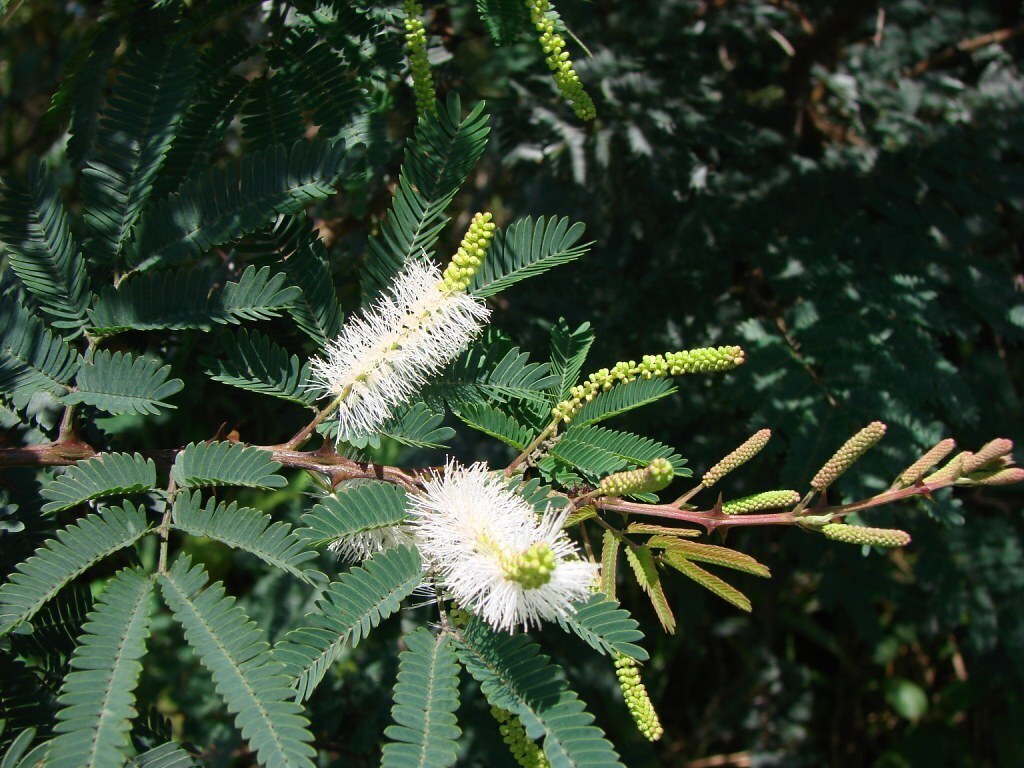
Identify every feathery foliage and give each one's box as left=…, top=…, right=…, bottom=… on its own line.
left=273, top=545, right=423, bottom=701
left=0, top=298, right=80, bottom=405
left=158, top=554, right=316, bottom=768
left=554, top=593, right=647, bottom=661
left=170, top=442, right=286, bottom=490
left=40, top=452, right=157, bottom=513
left=381, top=628, right=462, bottom=768
left=203, top=329, right=317, bottom=406
left=65, top=350, right=184, bottom=416
left=297, top=482, right=409, bottom=548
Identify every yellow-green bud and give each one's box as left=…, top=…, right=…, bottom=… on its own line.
left=702, top=429, right=771, bottom=488
left=448, top=606, right=471, bottom=629
left=722, top=489, right=800, bottom=515
left=614, top=653, right=663, bottom=741
left=959, top=467, right=1024, bottom=486
left=810, top=421, right=887, bottom=492
left=822, top=523, right=911, bottom=548
left=441, top=212, right=495, bottom=292
left=923, top=451, right=971, bottom=484
left=962, top=438, right=1013, bottom=473
left=896, top=438, right=956, bottom=487
left=599, top=458, right=674, bottom=497
left=502, top=543, right=557, bottom=589
left=492, top=707, right=549, bottom=768
left=402, top=0, right=435, bottom=117
left=525, top=0, right=595, bottom=120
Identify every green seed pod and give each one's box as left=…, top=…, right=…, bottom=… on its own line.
left=442, top=212, right=495, bottom=292
left=810, top=421, right=887, bottom=492
left=962, top=438, right=1013, bottom=473
left=722, top=489, right=800, bottom=515
left=402, top=1, right=435, bottom=116
left=600, top=458, right=674, bottom=497
left=896, top=438, right=956, bottom=486
left=702, top=429, right=771, bottom=488
left=822, top=523, right=911, bottom=548
left=492, top=707, right=549, bottom=768
left=960, top=467, right=1024, bottom=486
left=923, top=451, right=972, bottom=484
left=614, top=653, right=663, bottom=742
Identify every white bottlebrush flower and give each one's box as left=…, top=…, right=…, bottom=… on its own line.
left=408, top=461, right=598, bottom=632
left=328, top=525, right=417, bottom=562
left=310, top=260, right=489, bottom=439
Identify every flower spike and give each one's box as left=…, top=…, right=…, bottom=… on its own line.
left=810, top=421, right=887, bottom=492
left=702, top=429, right=771, bottom=488
left=403, top=0, right=435, bottom=116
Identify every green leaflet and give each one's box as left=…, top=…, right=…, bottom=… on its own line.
left=0, top=298, right=80, bottom=406
left=361, top=93, right=491, bottom=300
left=469, top=216, right=591, bottom=299
left=240, top=76, right=306, bottom=151
left=89, top=265, right=301, bottom=337
left=158, top=555, right=316, bottom=768
left=41, top=452, right=158, bottom=513
left=549, top=319, right=594, bottom=403
left=457, top=620, right=625, bottom=768
left=171, top=491, right=322, bottom=585
left=202, top=328, right=318, bottom=407
left=0, top=503, right=151, bottom=636
left=476, top=0, right=531, bottom=45
left=65, top=350, right=184, bottom=416
left=624, top=546, right=675, bottom=634
left=273, top=545, right=423, bottom=701
left=662, top=552, right=752, bottom=613
left=430, top=335, right=560, bottom=408
left=573, top=378, right=676, bottom=427
left=554, top=593, right=648, bottom=661
left=127, top=139, right=355, bottom=271
left=297, top=481, right=409, bottom=548
left=0, top=159, right=91, bottom=333
left=48, top=567, right=155, bottom=768
left=454, top=401, right=536, bottom=450
left=381, top=628, right=462, bottom=768
left=81, top=38, right=197, bottom=267
left=171, top=441, right=286, bottom=489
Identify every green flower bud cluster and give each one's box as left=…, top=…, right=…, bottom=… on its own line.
left=701, top=428, right=771, bottom=488
left=402, top=0, right=435, bottom=116
left=525, top=0, right=596, bottom=120
left=441, top=212, right=495, bottom=293
left=923, top=451, right=972, bottom=484
left=503, top=542, right=557, bottom=589
left=614, top=653, right=663, bottom=741
left=553, top=346, right=745, bottom=423
left=448, top=606, right=471, bottom=629
left=599, top=458, right=674, bottom=497
left=492, top=707, right=549, bottom=768
left=896, top=438, right=956, bottom=486
left=822, top=523, right=911, bottom=548
left=722, top=489, right=800, bottom=515
left=810, top=421, right=887, bottom=492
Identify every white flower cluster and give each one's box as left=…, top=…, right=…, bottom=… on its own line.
left=310, top=260, right=489, bottom=439
left=409, top=461, right=598, bottom=632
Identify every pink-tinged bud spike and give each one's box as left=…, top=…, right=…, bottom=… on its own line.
left=963, top=438, right=1014, bottom=473
left=897, top=438, right=956, bottom=486
left=702, top=429, right=771, bottom=488
left=961, top=467, right=1024, bottom=486
left=822, top=523, right=911, bottom=548
left=810, top=422, right=887, bottom=492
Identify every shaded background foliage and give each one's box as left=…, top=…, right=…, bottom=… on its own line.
left=1, top=0, right=1022, bottom=765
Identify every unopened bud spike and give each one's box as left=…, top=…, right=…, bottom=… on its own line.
left=614, top=653, right=663, bottom=741
left=963, top=438, right=1013, bottom=473
left=722, top=489, right=800, bottom=515
left=822, top=523, right=911, bottom=548
left=702, top=429, right=771, bottom=488
left=896, top=438, right=955, bottom=487
left=600, top=458, right=674, bottom=497
left=810, top=421, right=887, bottom=492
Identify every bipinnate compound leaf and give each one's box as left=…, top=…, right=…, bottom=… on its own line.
left=454, top=402, right=536, bottom=450
left=171, top=442, right=286, bottom=490
left=158, top=555, right=316, bottom=768
left=432, top=337, right=559, bottom=408
left=560, top=425, right=685, bottom=474
left=171, top=491, right=321, bottom=584
left=600, top=531, right=619, bottom=600
left=381, top=628, right=462, bottom=768
left=0, top=159, right=91, bottom=332
left=648, top=537, right=771, bottom=578
left=81, top=38, right=197, bottom=267
left=554, top=593, right=648, bottom=661
left=0, top=504, right=151, bottom=636
left=273, top=546, right=423, bottom=701
left=203, top=329, right=317, bottom=406
left=129, top=139, right=353, bottom=272
left=362, top=94, right=490, bottom=300
left=457, top=620, right=625, bottom=768
left=0, top=298, right=80, bottom=405
left=469, top=216, right=591, bottom=298
left=297, top=481, right=409, bottom=548
left=47, top=567, right=155, bottom=768
left=41, top=452, right=158, bottom=513
left=64, top=350, right=184, bottom=416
